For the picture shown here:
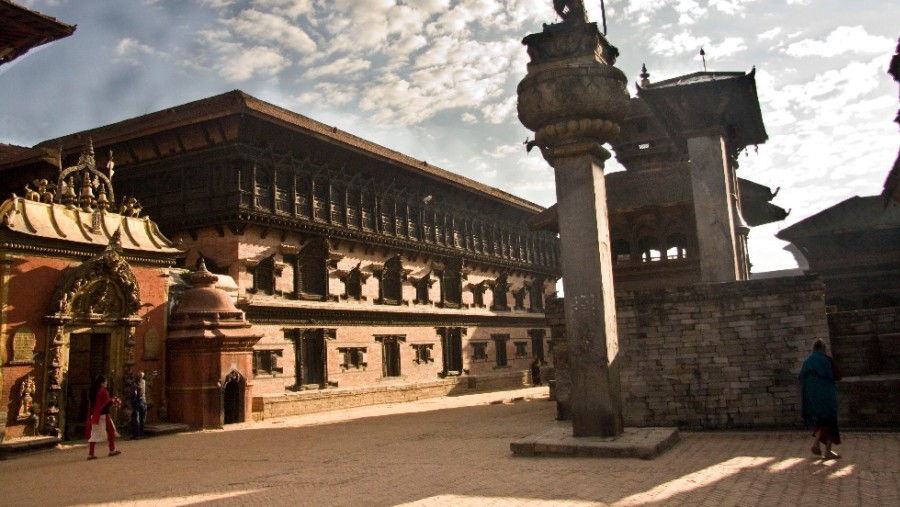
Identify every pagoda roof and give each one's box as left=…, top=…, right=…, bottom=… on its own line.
left=32, top=90, right=543, bottom=214
left=0, top=195, right=180, bottom=255
left=0, top=0, right=75, bottom=66
left=777, top=195, right=900, bottom=240
left=527, top=174, right=786, bottom=232
left=638, top=69, right=768, bottom=153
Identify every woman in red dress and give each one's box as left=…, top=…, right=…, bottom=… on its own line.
left=85, top=375, right=121, bottom=460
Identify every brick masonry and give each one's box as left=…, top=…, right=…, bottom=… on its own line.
left=253, top=370, right=530, bottom=420
left=551, top=275, right=830, bottom=429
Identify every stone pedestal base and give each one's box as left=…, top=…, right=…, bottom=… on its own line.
left=510, top=423, right=679, bottom=459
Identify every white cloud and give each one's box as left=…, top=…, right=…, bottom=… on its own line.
left=784, top=26, right=894, bottom=58
left=460, top=112, right=478, bottom=124
left=481, top=95, right=517, bottom=124
left=219, top=46, right=290, bottom=82
left=303, top=56, right=371, bottom=79
left=648, top=31, right=710, bottom=57
left=223, top=9, right=317, bottom=54
left=758, top=27, right=782, bottom=41
left=115, top=37, right=157, bottom=62
left=257, top=0, right=315, bottom=18
left=709, top=0, right=759, bottom=16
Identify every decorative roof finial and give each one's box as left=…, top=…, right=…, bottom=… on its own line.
left=640, top=63, right=651, bottom=88
left=700, top=47, right=707, bottom=72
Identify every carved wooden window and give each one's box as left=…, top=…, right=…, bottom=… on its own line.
left=513, top=287, right=526, bottom=311
left=376, top=335, right=404, bottom=377
left=433, top=214, right=443, bottom=245
left=665, top=233, right=688, bottom=260
left=275, top=171, right=292, bottom=214
left=472, top=221, right=482, bottom=252
left=338, top=347, right=366, bottom=370
left=255, top=168, right=272, bottom=211
left=347, top=189, right=360, bottom=228
left=291, top=328, right=329, bottom=388
left=638, top=236, right=662, bottom=262
left=491, top=274, right=509, bottom=311
left=253, top=349, right=283, bottom=376
left=529, top=278, right=544, bottom=312
left=330, top=183, right=345, bottom=224
left=440, top=259, right=462, bottom=308
left=361, top=193, right=374, bottom=230
left=493, top=335, right=509, bottom=367
left=239, top=165, right=253, bottom=207
left=407, top=204, right=419, bottom=240
left=471, top=281, right=486, bottom=308
left=471, top=342, right=488, bottom=362
left=514, top=341, right=528, bottom=359
left=423, top=212, right=434, bottom=242
left=412, top=344, right=433, bottom=364
left=613, top=239, right=631, bottom=264
left=252, top=255, right=276, bottom=295
left=452, top=218, right=461, bottom=248
left=296, top=240, right=328, bottom=300
left=379, top=197, right=392, bottom=235
left=438, top=327, right=464, bottom=374
left=380, top=256, right=403, bottom=305
left=313, top=179, right=328, bottom=221
left=345, top=265, right=363, bottom=300
left=394, top=202, right=404, bottom=236
left=414, top=273, right=431, bottom=305
left=529, top=329, right=546, bottom=363
left=295, top=175, right=310, bottom=218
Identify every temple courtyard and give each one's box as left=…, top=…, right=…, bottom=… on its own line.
left=0, top=386, right=897, bottom=507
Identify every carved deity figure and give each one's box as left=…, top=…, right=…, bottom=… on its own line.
left=18, top=375, right=36, bottom=419
left=553, top=0, right=588, bottom=24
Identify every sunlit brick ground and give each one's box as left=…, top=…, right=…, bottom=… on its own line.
left=1, top=387, right=897, bottom=507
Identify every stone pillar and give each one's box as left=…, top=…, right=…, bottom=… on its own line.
left=517, top=15, right=630, bottom=437
left=549, top=145, right=623, bottom=436
left=686, top=130, right=740, bottom=282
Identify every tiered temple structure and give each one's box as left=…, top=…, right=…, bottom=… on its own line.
left=529, top=67, right=788, bottom=291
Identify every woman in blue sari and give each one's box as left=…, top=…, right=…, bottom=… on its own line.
left=799, top=339, right=843, bottom=459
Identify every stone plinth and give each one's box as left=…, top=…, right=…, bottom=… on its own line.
left=511, top=423, right=679, bottom=459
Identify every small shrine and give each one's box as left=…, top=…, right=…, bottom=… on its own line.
left=166, top=261, right=262, bottom=429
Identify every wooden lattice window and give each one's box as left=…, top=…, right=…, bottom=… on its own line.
left=380, top=256, right=403, bottom=305
left=297, top=240, right=328, bottom=300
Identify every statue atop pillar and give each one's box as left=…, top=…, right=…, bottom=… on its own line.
left=553, top=0, right=588, bottom=24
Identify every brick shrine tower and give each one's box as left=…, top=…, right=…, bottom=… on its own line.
left=166, top=261, right=262, bottom=429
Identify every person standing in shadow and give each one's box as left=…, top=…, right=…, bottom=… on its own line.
left=799, top=339, right=843, bottom=460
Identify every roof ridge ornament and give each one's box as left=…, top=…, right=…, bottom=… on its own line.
left=56, top=138, right=116, bottom=212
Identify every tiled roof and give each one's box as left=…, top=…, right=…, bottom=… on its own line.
left=0, top=0, right=75, bottom=66
left=36, top=90, right=544, bottom=214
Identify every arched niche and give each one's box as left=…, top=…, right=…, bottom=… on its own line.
left=42, top=235, right=143, bottom=438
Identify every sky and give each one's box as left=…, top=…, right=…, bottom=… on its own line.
left=1, top=0, right=898, bottom=273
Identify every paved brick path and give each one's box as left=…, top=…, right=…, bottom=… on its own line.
left=1, top=387, right=897, bottom=507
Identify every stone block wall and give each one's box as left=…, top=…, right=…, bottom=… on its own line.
left=828, top=307, right=900, bottom=376
left=828, top=306, right=900, bottom=427
left=550, top=275, right=829, bottom=429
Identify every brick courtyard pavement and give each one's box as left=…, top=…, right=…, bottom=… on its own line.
left=1, top=387, right=897, bottom=507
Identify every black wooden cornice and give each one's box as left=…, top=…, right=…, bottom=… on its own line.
left=245, top=304, right=547, bottom=327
